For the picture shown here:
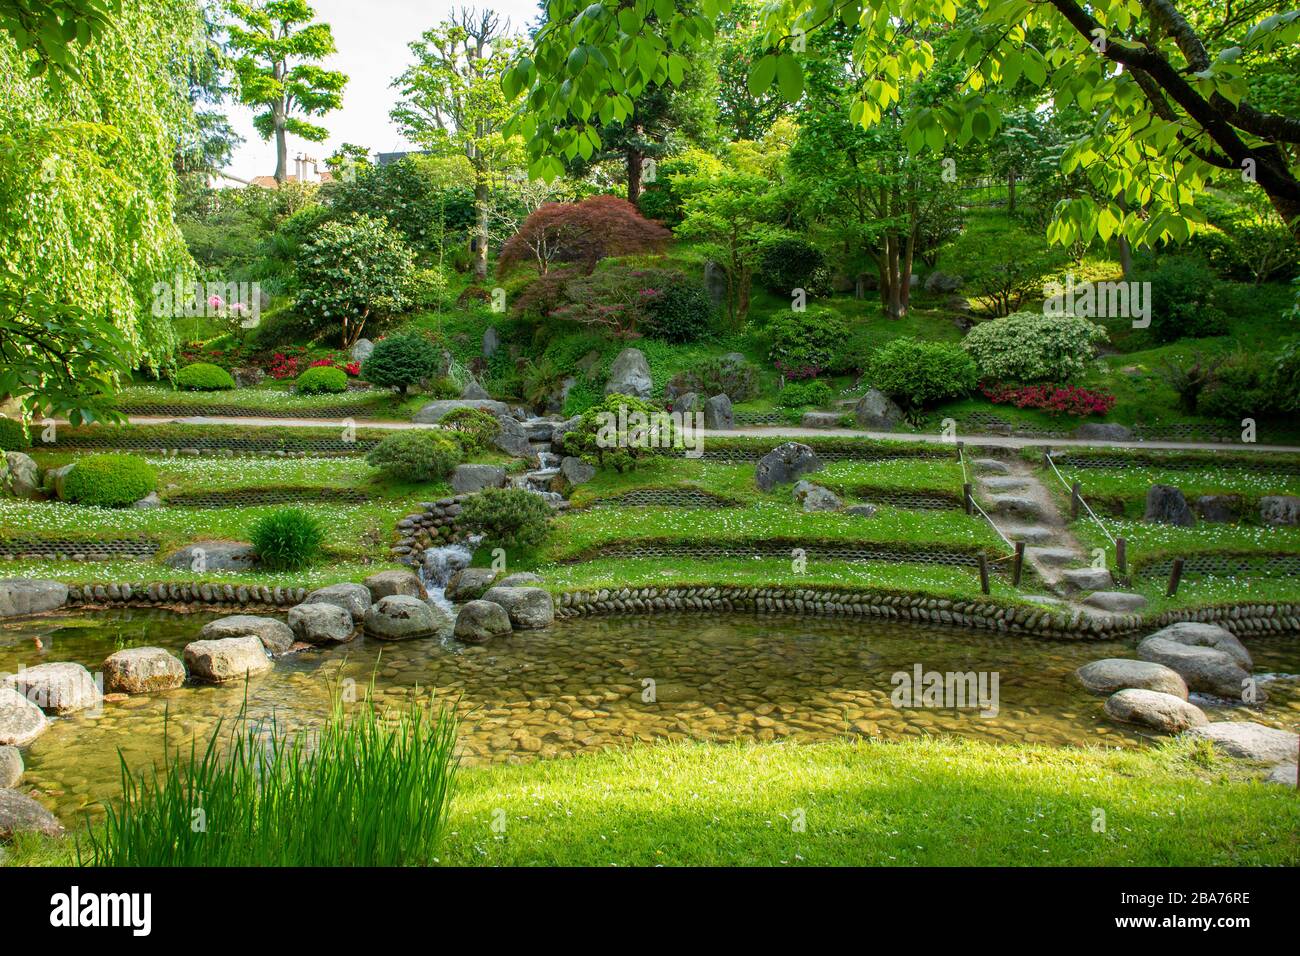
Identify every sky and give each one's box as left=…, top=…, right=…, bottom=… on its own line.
left=222, top=0, right=541, bottom=179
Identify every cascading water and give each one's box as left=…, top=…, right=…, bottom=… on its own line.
left=419, top=537, right=479, bottom=614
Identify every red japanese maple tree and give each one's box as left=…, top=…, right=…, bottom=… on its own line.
left=498, top=195, right=670, bottom=276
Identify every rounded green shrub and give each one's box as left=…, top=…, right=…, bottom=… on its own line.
left=1134, top=257, right=1228, bottom=343
left=62, top=454, right=157, bottom=507
left=250, top=507, right=325, bottom=570
left=962, top=311, right=1109, bottom=384
left=757, top=236, right=828, bottom=296
left=766, top=307, right=850, bottom=375
left=296, top=365, right=348, bottom=394
left=365, top=430, right=463, bottom=482
left=776, top=379, right=834, bottom=408
left=459, top=487, right=552, bottom=550
left=560, top=393, right=666, bottom=473
left=644, top=278, right=713, bottom=343
left=866, top=338, right=978, bottom=409
left=360, top=333, right=442, bottom=396
left=175, top=362, right=236, bottom=391
left=0, top=417, right=30, bottom=451
left=440, top=406, right=500, bottom=455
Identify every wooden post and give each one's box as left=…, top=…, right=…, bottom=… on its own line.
left=1012, top=541, right=1025, bottom=586
left=963, top=482, right=973, bottom=515
left=956, top=440, right=964, bottom=462
left=978, top=554, right=991, bottom=595
left=1116, top=537, right=1127, bottom=576
left=1070, top=482, right=1081, bottom=520
left=1166, top=558, right=1185, bottom=597
left=1043, top=449, right=1052, bottom=469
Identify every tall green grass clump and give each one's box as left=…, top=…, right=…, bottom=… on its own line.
left=84, top=696, right=458, bottom=866
left=250, top=506, right=325, bottom=569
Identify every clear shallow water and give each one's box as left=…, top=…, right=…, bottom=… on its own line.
left=2, top=609, right=1297, bottom=823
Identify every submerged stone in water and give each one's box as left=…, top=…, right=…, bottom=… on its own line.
left=0, top=688, right=48, bottom=747
left=455, top=600, right=513, bottom=644
left=183, top=636, right=273, bottom=684
left=102, top=647, right=186, bottom=695
left=3, top=662, right=101, bottom=715
left=364, top=595, right=453, bottom=641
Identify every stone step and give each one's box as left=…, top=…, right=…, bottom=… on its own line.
left=970, top=458, right=1011, bottom=475
left=985, top=495, right=1045, bottom=521
left=1025, top=546, right=1083, bottom=567
left=1003, top=525, right=1055, bottom=544
left=980, top=475, right=1032, bottom=492
left=1061, top=567, right=1115, bottom=592
left=1082, top=591, right=1149, bottom=613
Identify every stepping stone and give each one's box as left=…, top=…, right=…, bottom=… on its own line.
left=1184, top=722, right=1298, bottom=763
left=1138, top=638, right=1253, bottom=700
left=1144, top=622, right=1251, bottom=670
left=971, top=458, right=1011, bottom=475
left=1075, top=659, right=1187, bottom=698
left=1061, top=567, right=1114, bottom=592
left=1025, top=546, right=1081, bottom=567
left=1004, top=525, right=1055, bottom=544
left=1082, top=591, right=1149, bottom=613
left=1105, top=689, right=1208, bottom=734
left=980, top=475, right=1031, bottom=492
left=986, top=495, right=1044, bottom=520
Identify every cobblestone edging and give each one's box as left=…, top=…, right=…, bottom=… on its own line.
left=555, top=586, right=1300, bottom=639
left=65, top=581, right=310, bottom=608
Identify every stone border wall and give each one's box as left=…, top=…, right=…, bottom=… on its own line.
left=65, top=581, right=309, bottom=608
left=556, top=587, right=1300, bottom=639
left=1052, top=452, right=1300, bottom=475
left=580, top=488, right=741, bottom=510
left=847, top=486, right=964, bottom=511
left=38, top=437, right=377, bottom=456
left=391, top=495, right=472, bottom=563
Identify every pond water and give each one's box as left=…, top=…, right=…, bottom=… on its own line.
left=3, top=608, right=1297, bottom=823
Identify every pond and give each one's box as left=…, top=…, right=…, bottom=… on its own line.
left=3, top=608, right=1298, bottom=823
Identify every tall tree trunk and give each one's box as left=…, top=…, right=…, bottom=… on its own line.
left=1006, top=170, right=1017, bottom=214
left=273, top=103, right=287, bottom=183
left=884, top=234, right=903, bottom=319
left=473, top=173, right=489, bottom=282
left=627, top=145, right=644, bottom=207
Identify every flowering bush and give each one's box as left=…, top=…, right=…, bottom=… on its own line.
left=982, top=383, right=1117, bottom=418
left=962, top=312, right=1109, bottom=383
left=269, top=352, right=301, bottom=380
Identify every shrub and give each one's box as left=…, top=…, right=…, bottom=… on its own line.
left=175, top=362, right=236, bottom=391
left=962, top=312, right=1109, bottom=383
left=1156, top=354, right=1226, bottom=414
left=757, top=236, right=828, bottom=295
left=667, top=356, right=759, bottom=404
left=459, top=487, right=552, bottom=549
left=498, top=195, right=671, bottom=276
left=365, top=430, right=463, bottom=482
left=560, top=393, right=667, bottom=472
left=776, top=379, right=834, bottom=408
left=1199, top=354, right=1268, bottom=420
left=643, top=276, right=713, bottom=343
left=250, top=507, right=326, bottom=570
left=429, top=377, right=461, bottom=399
left=440, top=406, right=500, bottom=454
left=865, top=338, right=978, bottom=409
left=766, top=307, right=849, bottom=375
left=295, top=365, right=348, bottom=394
left=982, top=384, right=1117, bottom=418
left=361, top=333, right=443, bottom=396
left=1134, top=257, right=1228, bottom=343
left=62, top=454, right=157, bottom=507
left=1267, top=337, right=1300, bottom=413
left=0, top=417, right=30, bottom=451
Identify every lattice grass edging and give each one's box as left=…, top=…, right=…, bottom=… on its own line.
left=37, top=435, right=378, bottom=456
left=1050, top=453, right=1300, bottom=476
left=581, top=488, right=741, bottom=509
left=0, top=537, right=159, bottom=561
left=660, top=444, right=952, bottom=463
left=555, top=588, right=1300, bottom=638
left=847, top=486, right=964, bottom=511
left=1132, top=551, right=1300, bottom=581
left=166, top=487, right=369, bottom=508
left=565, top=539, right=1012, bottom=573
left=117, top=402, right=374, bottom=419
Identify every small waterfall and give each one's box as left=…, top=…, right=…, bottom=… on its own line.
left=419, top=538, right=478, bottom=614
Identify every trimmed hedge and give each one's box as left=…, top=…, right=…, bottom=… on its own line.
left=296, top=365, right=349, bottom=394
left=365, top=430, right=463, bottom=481
left=0, top=417, right=30, bottom=451
left=175, top=362, right=236, bottom=391
left=62, top=453, right=158, bottom=507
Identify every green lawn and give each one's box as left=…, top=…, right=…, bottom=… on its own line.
left=114, top=383, right=424, bottom=420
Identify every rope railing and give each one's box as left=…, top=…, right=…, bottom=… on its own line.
left=1043, top=449, right=1128, bottom=575
left=956, top=442, right=1024, bottom=593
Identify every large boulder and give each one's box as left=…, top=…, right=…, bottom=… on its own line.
left=482, top=326, right=500, bottom=358
left=2, top=451, right=41, bottom=499
left=1137, top=637, right=1253, bottom=700
left=793, top=480, right=842, bottom=512
left=853, top=389, right=904, bottom=431
left=1075, top=659, right=1188, bottom=699
left=1144, top=485, right=1195, bottom=527
left=703, top=394, right=734, bottom=430
left=1259, top=495, right=1300, bottom=526
left=363, top=569, right=424, bottom=600
left=703, top=261, right=728, bottom=309
left=0, top=746, right=21, bottom=788
left=923, top=270, right=963, bottom=293
left=451, top=463, right=506, bottom=493
left=481, top=586, right=554, bottom=629
left=163, top=540, right=259, bottom=572
left=1196, top=494, right=1241, bottom=523
left=363, top=595, right=453, bottom=641
left=0, top=788, right=63, bottom=840
left=350, top=338, right=374, bottom=363
left=44, top=463, right=75, bottom=500
left=1184, top=722, right=1299, bottom=763
left=0, top=687, right=48, bottom=747
left=460, top=379, right=491, bottom=400
left=287, top=603, right=355, bottom=645
left=102, top=647, right=186, bottom=695
left=302, top=583, right=373, bottom=622
left=1104, top=689, right=1208, bottom=733
left=1074, top=422, right=1133, bottom=441
left=801, top=412, right=843, bottom=428
left=412, top=399, right=511, bottom=423
left=560, top=456, right=596, bottom=486
left=673, top=392, right=700, bottom=415
left=497, top=572, right=544, bottom=587
left=200, top=615, right=295, bottom=654
left=604, top=347, right=653, bottom=399
left=1146, top=622, right=1252, bottom=670
left=0, top=579, right=68, bottom=618
left=454, top=599, right=513, bottom=643
left=445, top=567, right=498, bottom=602
left=755, top=442, right=824, bottom=492
left=3, top=662, right=101, bottom=715
left=183, top=636, right=273, bottom=683
left=492, top=414, right=538, bottom=460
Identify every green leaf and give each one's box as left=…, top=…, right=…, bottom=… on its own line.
left=748, top=54, right=777, bottom=97
left=775, top=53, right=803, bottom=102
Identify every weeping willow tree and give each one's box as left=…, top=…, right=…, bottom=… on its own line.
left=0, top=0, right=204, bottom=422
